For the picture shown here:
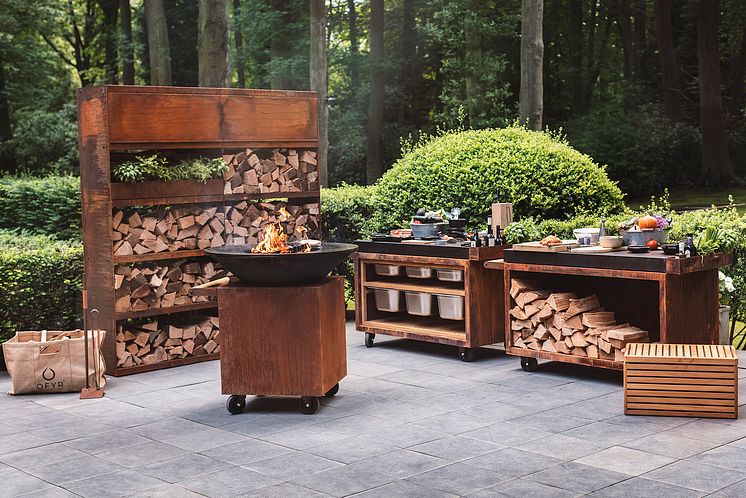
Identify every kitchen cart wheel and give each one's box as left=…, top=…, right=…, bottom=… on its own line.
left=226, top=395, right=246, bottom=415
left=459, top=348, right=475, bottom=362
left=301, top=396, right=320, bottom=414
left=520, top=357, right=538, bottom=372
left=324, top=383, right=340, bottom=398
left=365, top=333, right=375, bottom=348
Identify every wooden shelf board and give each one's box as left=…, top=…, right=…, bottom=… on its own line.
left=113, top=352, right=219, bottom=376
left=364, top=278, right=465, bottom=296
left=115, top=301, right=217, bottom=320
left=114, top=249, right=206, bottom=264
left=505, top=346, right=624, bottom=371
left=362, top=314, right=466, bottom=342
left=111, top=190, right=320, bottom=207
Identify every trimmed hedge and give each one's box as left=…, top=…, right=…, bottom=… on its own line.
left=0, top=176, right=82, bottom=240
left=0, top=231, right=83, bottom=342
left=373, top=127, right=626, bottom=230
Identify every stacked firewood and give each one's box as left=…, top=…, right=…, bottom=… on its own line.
left=114, top=260, right=224, bottom=312
left=223, top=149, right=319, bottom=194
left=225, top=201, right=320, bottom=245
left=113, top=205, right=226, bottom=257
left=116, top=316, right=219, bottom=367
left=509, top=279, right=650, bottom=362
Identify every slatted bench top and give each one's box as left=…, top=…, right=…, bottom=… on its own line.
left=626, top=343, right=737, bottom=363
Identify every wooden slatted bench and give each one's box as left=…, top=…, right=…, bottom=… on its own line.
left=624, top=343, right=738, bottom=419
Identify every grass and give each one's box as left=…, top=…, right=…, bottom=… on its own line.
left=627, top=186, right=746, bottom=215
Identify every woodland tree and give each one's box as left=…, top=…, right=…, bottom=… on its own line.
left=198, top=0, right=231, bottom=87
left=519, top=0, right=543, bottom=130
left=144, top=0, right=172, bottom=85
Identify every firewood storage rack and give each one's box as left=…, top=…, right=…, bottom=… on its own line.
left=78, top=86, right=319, bottom=375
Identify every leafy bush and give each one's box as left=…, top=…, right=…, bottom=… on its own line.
left=373, top=126, right=626, bottom=230
left=6, top=103, right=79, bottom=175
left=0, top=176, right=82, bottom=240
left=564, top=105, right=702, bottom=197
left=112, top=155, right=228, bottom=183
left=0, top=231, right=83, bottom=342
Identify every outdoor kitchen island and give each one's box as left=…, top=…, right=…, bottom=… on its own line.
left=487, top=249, right=734, bottom=372
left=354, top=240, right=507, bottom=361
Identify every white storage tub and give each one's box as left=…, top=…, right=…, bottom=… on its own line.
left=374, top=264, right=402, bottom=276
left=436, top=269, right=464, bottom=282
left=405, top=266, right=434, bottom=279
left=405, top=291, right=436, bottom=316
left=436, top=294, right=465, bottom=320
left=374, top=289, right=403, bottom=312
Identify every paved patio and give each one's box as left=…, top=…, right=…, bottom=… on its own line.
left=1, top=323, right=746, bottom=497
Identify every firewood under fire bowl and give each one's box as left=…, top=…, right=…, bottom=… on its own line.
left=205, top=243, right=358, bottom=286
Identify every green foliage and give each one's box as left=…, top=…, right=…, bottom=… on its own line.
left=373, top=126, right=626, bottom=230
left=321, top=184, right=378, bottom=242
left=564, top=105, right=703, bottom=197
left=0, top=230, right=83, bottom=341
left=0, top=175, right=81, bottom=240
left=502, top=212, right=634, bottom=244
left=112, top=156, right=228, bottom=183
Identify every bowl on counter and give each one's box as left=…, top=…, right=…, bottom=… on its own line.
left=620, top=228, right=669, bottom=247
left=573, top=228, right=600, bottom=246
left=410, top=222, right=447, bottom=239
left=627, top=245, right=650, bottom=254
left=661, top=243, right=679, bottom=255
left=599, top=235, right=624, bottom=248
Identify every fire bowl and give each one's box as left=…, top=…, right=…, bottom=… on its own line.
left=205, top=243, right=358, bottom=286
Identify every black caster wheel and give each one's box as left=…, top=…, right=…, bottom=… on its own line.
left=301, top=396, right=320, bottom=414
left=459, top=348, right=475, bottom=362
left=226, top=395, right=246, bottom=415
left=365, top=333, right=375, bottom=348
left=324, top=383, right=339, bottom=398
left=520, top=357, right=539, bottom=372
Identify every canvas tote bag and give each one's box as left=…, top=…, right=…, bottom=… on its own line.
left=2, top=329, right=106, bottom=395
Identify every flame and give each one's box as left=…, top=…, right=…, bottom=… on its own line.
left=278, top=206, right=291, bottom=222
left=252, top=222, right=290, bottom=253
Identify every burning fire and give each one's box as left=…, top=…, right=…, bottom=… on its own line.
left=251, top=206, right=311, bottom=254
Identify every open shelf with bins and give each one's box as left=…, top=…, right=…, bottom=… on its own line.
left=354, top=243, right=506, bottom=361
left=493, top=250, right=734, bottom=372
left=78, top=85, right=319, bottom=375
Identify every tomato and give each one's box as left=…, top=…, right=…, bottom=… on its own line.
left=646, top=239, right=658, bottom=250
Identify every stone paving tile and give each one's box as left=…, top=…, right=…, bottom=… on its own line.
left=461, top=421, right=554, bottom=447
left=408, top=435, right=503, bottom=461
left=242, top=482, right=332, bottom=497
left=127, top=416, right=208, bottom=440
left=407, top=461, right=512, bottom=495
left=19, top=485, right=80, bottom=497
left=304, top=435, right=398, bottom=464
left=643, top=460, right=746, bottom=493
left=526, top=461, right=630, bottom=494
left=574, top=446, right=675, bottom=475
left=136, top=452, right=232, bottom=483
left=291, top=462, right=394, bottom=497
left=685, top=443, right=746, bottom=472
left=561, top=420, right=655, bottom=445
left=0, top=432, right=52, bottom=455
left=620, top=430, right=721, bottom=459
left=63, top=430, right=151, bottom=455
left=466, top=478, right=577, bottom=497
left=585, top=476, right=704, bottom=497
left=243, top=450, right=343, bottom=481
left=0, top=467, right=55, bottom=496
left=96, top=440, right=188, bottom=468
left=180, top=466, right=281, bottom=497
left=159, top=426, right=248, bottom=452
left=411, top=409, right=502, bottom=435
left=357, top=448, right=449, bottom=479
left=0, top=442, right=87, bottom=471
left=25, top=454, right=121, bottom=485
left=462, top=447, right=563, bottom=477
left=124, top=484, right=205, bottom=497
left=707, top=478, right=746, bottom=498
left=662, top=420, right=746, bottom=444
left=62, top=469, right=171, bottom=498
left=515, top=433, right=610, bottom=460
left=200, top=438, right=293, bottom=466
left=351, top=479, right=459, bottom=498
left=507, top=409, right=592, bottom=433
left=355, top=423, right=449, bottom=448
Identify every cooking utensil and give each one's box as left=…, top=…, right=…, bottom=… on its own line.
left=409, top=222, right=447, bottom=239
left=627, top=245, right=651, bottom=254
left=80, top=306, right=105, bottom=399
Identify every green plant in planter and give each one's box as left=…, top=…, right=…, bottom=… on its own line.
left=694, top=226, right=739, bottom=254
left=112, top=156, right=227, bottom=183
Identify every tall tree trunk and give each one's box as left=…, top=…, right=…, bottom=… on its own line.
left=233, top=0, right=245, bottom=87
left=144, top=0, right=172, bottom=85
left=726, top=22, right=746, bottom=118
left=270, top=0, right=293, bottom=89
left=0, top=54, right=16, bottom=173
left=519, top=0, right=543, bottom=130
left=654, top=0, right=683, bottom=122
left=120, top=0, right=135, bottom=84
left=347, top=0, right=359, bottom=93
left=198, top=0, right=231, bottom=87
left=618, top=0, right=634, bottom=81
left=366, top=0, right=384, bottom=184
left=310, top=0, right=328, bottom=187
left=697, top=0, right=733, bottom=184
left=98, top=0, right=119, bottom=83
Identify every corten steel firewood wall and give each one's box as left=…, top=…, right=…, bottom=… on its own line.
left=78, top=86, right=319, bottom=375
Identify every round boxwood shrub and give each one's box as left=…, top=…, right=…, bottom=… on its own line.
left=373, top=126, right=626, bottom=229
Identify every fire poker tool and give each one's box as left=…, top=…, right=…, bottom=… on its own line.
left=80, top=306, right=105, bottom=399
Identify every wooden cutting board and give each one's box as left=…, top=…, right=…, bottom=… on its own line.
left=513, top=240, right=578, bottom=252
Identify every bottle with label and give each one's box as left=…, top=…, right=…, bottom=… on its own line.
left=486, top=216, right=496, bottom=246
left=495, top=225, right=504, bottom=245
left=684, top=234, right=698, bottom=258
left=599, top=218, right=606, bottom=238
